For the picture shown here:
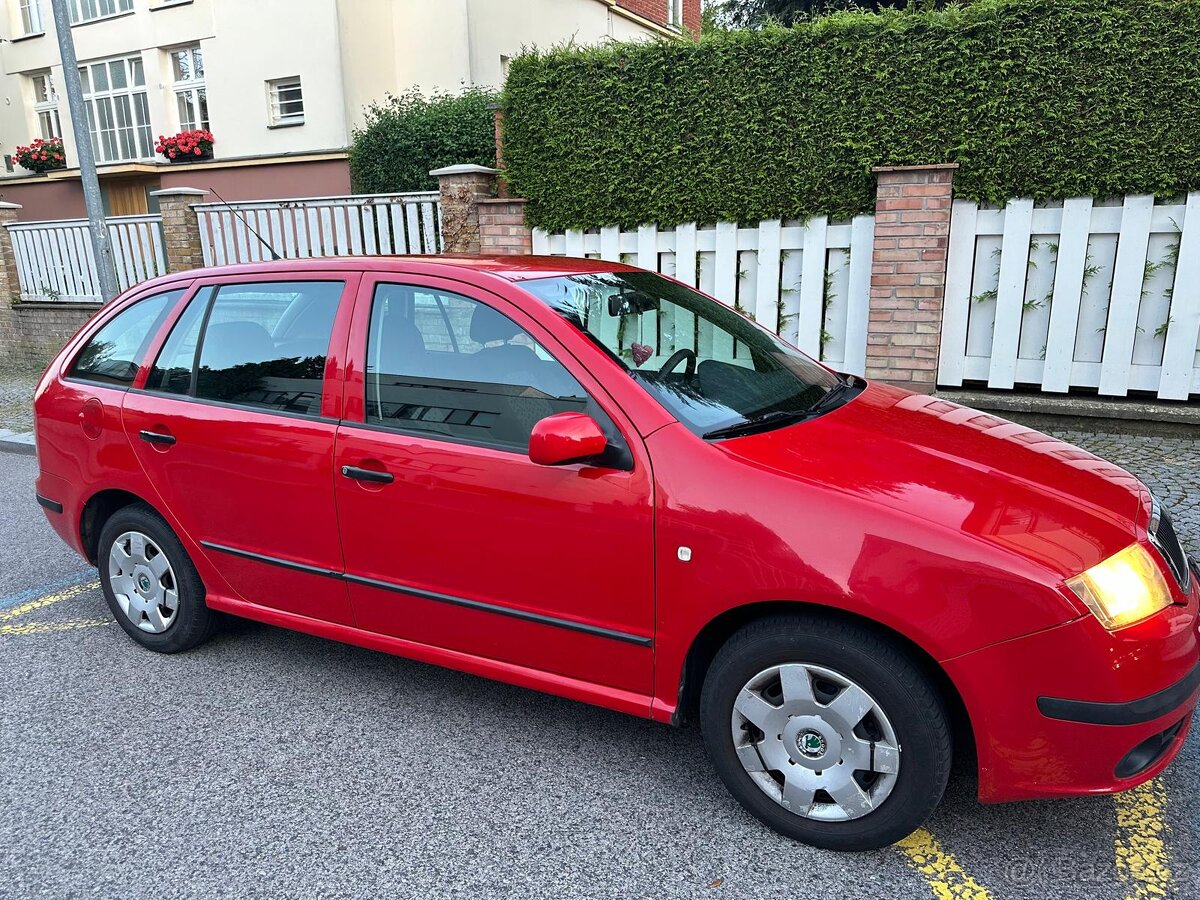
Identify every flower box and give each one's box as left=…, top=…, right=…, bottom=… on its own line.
left=155, top=130, right=215, bottom=163
left=15, top=138, right=66, bottom=174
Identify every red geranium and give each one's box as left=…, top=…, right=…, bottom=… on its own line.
left=155, top=130, right=215, bottom=162
left=14, top=137, right=67, bottom=173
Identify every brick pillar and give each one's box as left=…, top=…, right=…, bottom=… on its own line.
left=478, top=199, right=533, bottom=256
left=150, top=187, right=208, bottom=273
left=866, top=163, right=957, bottom=393
left=0, top=203, right=23, bottom=364
left=0, top=203, right=22, bottom=302
left=487, top=102, right=508, bottom=197
left=430, top=164, right=499, bottom=254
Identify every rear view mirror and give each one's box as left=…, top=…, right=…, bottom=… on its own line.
left=529, top=413, right=608, bottom=466
left=607, top=289, right=659, bottom=317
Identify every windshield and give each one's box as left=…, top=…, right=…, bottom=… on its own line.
left=520, top=271, right=846, bottom=438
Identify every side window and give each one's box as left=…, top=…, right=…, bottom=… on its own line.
left=69, top=289, right=184, bottom=386
left=146, top=286, right=215, bottom=395
left=147, top=281, right=343, bottom=417
left=365, top=284, right=591, bottom=452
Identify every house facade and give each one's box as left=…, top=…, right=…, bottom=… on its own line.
left=0, top=0, right=700, bottom=221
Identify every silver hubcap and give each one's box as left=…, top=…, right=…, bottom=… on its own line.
left=730, top=663, right=901, bottom=822
left=108, top=531, right=179, bottom=634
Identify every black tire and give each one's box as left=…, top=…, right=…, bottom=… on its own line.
left=699, top=614, right=952, bottom=851
left=98, top=503, right=217, bottom=653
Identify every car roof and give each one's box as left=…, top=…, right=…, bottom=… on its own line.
left=156, top=255, right=641, bottom=286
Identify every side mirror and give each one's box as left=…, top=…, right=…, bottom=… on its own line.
left=529, top=412, right=609, bottom=467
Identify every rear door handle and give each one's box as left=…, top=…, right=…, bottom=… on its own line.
left=341, top=465, right=393, bottom=484
left=139, top=430, right=176, bottom=446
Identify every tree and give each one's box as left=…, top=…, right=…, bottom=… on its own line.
left=711, top=1, right=950, bottom=29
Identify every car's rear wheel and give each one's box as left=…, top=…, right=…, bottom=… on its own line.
left=700, top=614, right=952, bottom=851
left=98, top=503, right=216, bottom=653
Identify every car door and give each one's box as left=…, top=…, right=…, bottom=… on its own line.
left=122, top=274, right=359, bottom=625
left=333, top=275, right=655, bottom=696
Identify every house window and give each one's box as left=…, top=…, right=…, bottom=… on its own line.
left=667, top=0, right=682, bottom=28
left=80, top=56, right=154, bottom=163
left=171, top=45, right=209, bottom=131
left=31, top=73, right=62, bottom=140
left=267, top=77, right=304, bottom=127
left=19, top=0, right=43, bottom=34
left=69, top=0, right=134, bottom=24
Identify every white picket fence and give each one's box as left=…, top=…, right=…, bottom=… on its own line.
left=532, top=217, right=876, bottom=375
left=195, top=192, right=443, bottom=266
left=7, top=215, right=166, bottom=303
left=939, top=193, right=1200, bottom=401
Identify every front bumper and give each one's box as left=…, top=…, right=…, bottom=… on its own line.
left=945, top=567, right=1200, bottom=803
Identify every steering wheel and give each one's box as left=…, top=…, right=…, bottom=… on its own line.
left=659, top=348, right=697, bottom=378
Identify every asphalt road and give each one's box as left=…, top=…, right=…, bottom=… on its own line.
left=1, top=445, right=1197, bottom=900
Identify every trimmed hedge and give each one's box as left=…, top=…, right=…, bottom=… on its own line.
left=350, top=87, right=497, bottom=194
left=503, top=0, right=1200, bottom=231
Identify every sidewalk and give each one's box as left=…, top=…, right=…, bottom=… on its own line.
left=0, top=367, right=39, bottom=433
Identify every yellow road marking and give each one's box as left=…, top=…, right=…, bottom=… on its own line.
left=0, top=618, right=109, bottom=637
left=0, top=581, right=99, bottom=622
left=897, top=827, right=993, bottom=900
left=1115, top=778, right=1173, bottom=899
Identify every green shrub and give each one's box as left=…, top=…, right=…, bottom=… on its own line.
left=503, top=0, right=1200, bottom=231
left=350, top=87, right=498, bottom=194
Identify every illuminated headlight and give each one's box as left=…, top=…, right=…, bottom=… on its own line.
left=1066, top=543, right=1173, bottom=631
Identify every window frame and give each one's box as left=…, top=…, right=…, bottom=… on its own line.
left=169, top=44, right=208, bottom=132
left=79, top=54, right=154, bottom=163
left=667, top=0, right=683, bottom=28
left=68, top=0, right=134, bottom=25
left=267, top=77, right=305, bottom=127
left=19, top=0, right=43, bottom=35
left=344, top=275, right=638, bottom=465
left=30, top=72, right=62, bottom=140
left=137, top=272, right=359, bottom=423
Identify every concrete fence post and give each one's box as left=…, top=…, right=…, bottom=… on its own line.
left=430, top=165, right=500, bottom=254
left=149, top=187, right=208, bottom=273
left=866, top=163, right=957, bottom=393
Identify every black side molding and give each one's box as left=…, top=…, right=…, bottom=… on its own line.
left=199, top=540, right=653, bottom=648
left=36, top=494, right=64, bottom=514
left=1038, top=662, right=1200, bottom=726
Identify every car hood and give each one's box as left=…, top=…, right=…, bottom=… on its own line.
left=716, top=382, right=1146, bottom=582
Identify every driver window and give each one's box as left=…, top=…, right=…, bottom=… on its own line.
left=365, top=284, right=592, bottom=452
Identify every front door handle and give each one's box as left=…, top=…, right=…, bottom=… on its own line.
left=139, top=430, right=176, bottom=446
left=341, top=465, right=393, bottom=485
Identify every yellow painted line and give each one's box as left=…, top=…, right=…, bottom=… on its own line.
left=1115, top=778, right=1173, bottom=899
left=0, top=581, right=99, bottom=622
left=897, top=827, right=993, bottom=900
left=0, top=618, right=109, bottom=637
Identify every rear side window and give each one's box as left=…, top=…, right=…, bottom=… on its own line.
left=69, top=289, right=184, bottom=386
left=147, top=281, right=343, bottom=417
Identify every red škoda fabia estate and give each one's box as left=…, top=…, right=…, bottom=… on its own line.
left=34, top=257, right=1198, bottom=851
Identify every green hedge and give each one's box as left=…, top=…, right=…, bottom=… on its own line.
left=350, top=87, right=497, bottom=194
left=502, top=0, right=1200, bottom=231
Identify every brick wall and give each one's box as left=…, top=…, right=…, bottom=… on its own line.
left=0, top=302, right=98, bottom=370
left=614, top=0, right=702, bottom=34
left=478, top=199, right=533, bottom=255
left=865, top=164, right=957, bottom=392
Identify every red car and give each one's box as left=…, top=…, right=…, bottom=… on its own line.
left=34, top=256, right=1198, bottom=851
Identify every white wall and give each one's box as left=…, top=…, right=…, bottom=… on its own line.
left=0, top=0, right=667, bottom=168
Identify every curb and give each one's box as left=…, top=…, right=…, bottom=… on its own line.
left=0, top=429, right=36, bottom=456
left=934, top=389, right=1200, bottom=427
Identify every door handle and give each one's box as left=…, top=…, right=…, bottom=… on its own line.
left=139, top=430, right=176, bottom=446
left=341, top=465, right=393, bottom=485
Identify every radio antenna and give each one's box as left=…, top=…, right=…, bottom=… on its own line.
left=205, top=186, right=282, bottom=261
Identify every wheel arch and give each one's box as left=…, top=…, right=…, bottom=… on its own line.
left=675, top=600, right=976, bottom=764
left=79, top=488, right=160, bottom=565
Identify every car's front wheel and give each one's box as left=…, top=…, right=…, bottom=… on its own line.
left=700, top=614, right=952, bottom=851
left=98, top=503, right=216, bottom=653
